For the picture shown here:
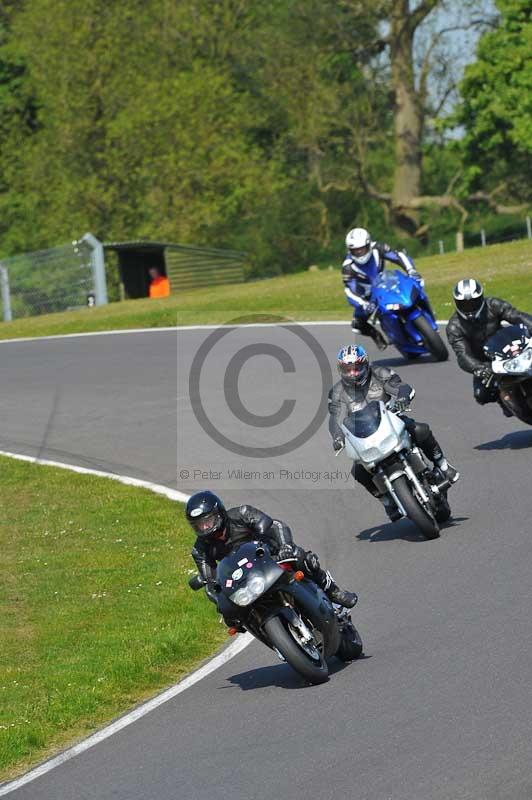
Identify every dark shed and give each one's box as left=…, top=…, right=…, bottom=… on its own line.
left=103, top=240, right=247, bottom=299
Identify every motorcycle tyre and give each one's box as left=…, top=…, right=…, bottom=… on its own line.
left=264, top=615, right=329, bottom=685
left=413, top=315, right=448, bottom=362
left=393, top=475, right=440, bottom=540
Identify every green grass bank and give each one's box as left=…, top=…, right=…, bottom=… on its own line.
left=0, top=457, right=225, bottom=781
left=1, top=240, right=531, bottom=340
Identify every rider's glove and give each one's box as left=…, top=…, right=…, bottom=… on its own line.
left=277, top=543, right=295, bottom=562
left=333, top=435, right=345, bottom=452
left=409, top=270, right=424, bottom=286
left=364, top=301, right=377, bottom=316
left=474, top=365, right=492, bottom=382
left=389, top=397, right=409, bottom=414
left=205, top=581, right=219, bottom=603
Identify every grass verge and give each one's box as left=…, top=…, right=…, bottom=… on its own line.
left=0, top=240, right=531, bottom=340
left=0, top=456, right=226, bottom=782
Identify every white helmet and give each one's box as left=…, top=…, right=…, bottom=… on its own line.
left=345, top=227, right=372, bottom=265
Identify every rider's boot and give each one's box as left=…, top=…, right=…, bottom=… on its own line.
left=420, top=434, right=460, bottom=485
left=352, top=318, right=388, bottom=351
left=368, top=324, right=388, bottom=351
left=434, top=455, right=460, bottom=484
left=497, top=397, right=513, bottom=417
left=305, top=553, right=358, bottom=608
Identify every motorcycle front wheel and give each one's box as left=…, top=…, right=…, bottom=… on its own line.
left=393, top=475, right=440, bottom=540
left=264, top=615, right=329, bottom=685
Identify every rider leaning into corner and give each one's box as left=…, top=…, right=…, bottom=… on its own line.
left=342, top=227, right=423, bottom=351
left=446, top=279, right=532, bottom=416
left=186, top=491, right=358, bottom=629
left=328, top=344, right=459, bottom=521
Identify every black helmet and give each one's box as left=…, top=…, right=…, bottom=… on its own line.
left=453, top=278, right=486, bottom=322
left=185, top=490, right=227, bottom=539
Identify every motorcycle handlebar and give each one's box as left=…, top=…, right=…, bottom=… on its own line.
left=188, top=574, right=207, bottom=591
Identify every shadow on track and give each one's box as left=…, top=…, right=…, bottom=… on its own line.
left=357, top=516, right=468, bottom=543
left=227, top=656, right=364, bottom=691
left=475, top=430, right=532, bottom=451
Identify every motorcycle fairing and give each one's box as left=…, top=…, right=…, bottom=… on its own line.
left=341, top=401, right=410, bottom=468
left=372, top=270, right=439, bottom=356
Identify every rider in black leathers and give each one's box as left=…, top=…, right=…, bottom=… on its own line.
left=187, top=491, right=358, bottom=626
left=328, top=344, right=459, bottom=520
left=446, top=279, right=532, bottom=412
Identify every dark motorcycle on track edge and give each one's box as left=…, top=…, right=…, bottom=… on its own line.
left=189, top=541, right=363, bottom=685
left=484, top=323, right=532, bottom=424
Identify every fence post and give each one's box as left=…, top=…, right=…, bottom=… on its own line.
left=438, top=240, right=444, bottom=255
left=82, top=233, right=108, bottom=306
left=527, top=216, right=532, bottom=240
left=456, top=231, right=464, bottom=253
left=0, top=264, right=12, bottom=322
left=481, top=229, right=486, bottom=247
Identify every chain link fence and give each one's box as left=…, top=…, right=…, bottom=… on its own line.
left=0, top=236, right=106, bottom=321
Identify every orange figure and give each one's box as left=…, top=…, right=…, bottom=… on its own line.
left=148, top=267, right=170, bottom=298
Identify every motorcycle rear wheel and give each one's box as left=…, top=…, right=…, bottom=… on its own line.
left=393, top=475, right=440, bottom=540
left=264, top=615, right=329, bottom=684
left=413, top=315, right=448, bottom=362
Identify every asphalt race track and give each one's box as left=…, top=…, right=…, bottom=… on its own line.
left=2, top=326, right=532, bottom=800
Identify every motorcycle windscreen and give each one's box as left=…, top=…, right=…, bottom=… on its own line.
left=373, top=270, right=414, bottom=308
left=484, top=324, right=529, bottom=360
left=216, top=541, right=283, bottom=589
left=343, top=401, right=382, bottom=439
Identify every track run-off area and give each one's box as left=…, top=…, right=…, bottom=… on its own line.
left=1, top=324, right=532, bottom=800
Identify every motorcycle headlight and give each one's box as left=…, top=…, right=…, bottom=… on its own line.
left=386, top=303, right=401, bottom=311
left=503, top=347, right=532, bottom=373
left=230, top=575, right=266, bottom=606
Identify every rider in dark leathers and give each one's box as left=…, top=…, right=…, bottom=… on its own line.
left=446, top=279, right=532, bottom=412
left=187, top=491, right=358, bottom=627
left=328, top=345, right=459, bottom=520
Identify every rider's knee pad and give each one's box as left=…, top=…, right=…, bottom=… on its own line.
left=413, top=421, right=431, bottom=443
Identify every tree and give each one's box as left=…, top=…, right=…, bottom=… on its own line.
left=349, top=0, right=498, bottom=237
left=457, top=0, right=532, bottom=205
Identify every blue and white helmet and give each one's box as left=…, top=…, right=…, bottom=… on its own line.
left=337, top=344, right=370, bottom=386
left=345, top=227, right=372, bottom=266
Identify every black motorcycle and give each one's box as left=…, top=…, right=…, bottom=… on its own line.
left=189, top=541, right=363, bottom=685
left=484, top=323, right=532, bottom=423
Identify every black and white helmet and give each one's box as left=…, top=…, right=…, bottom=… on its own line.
left=453, top=278, right=486, bottom=321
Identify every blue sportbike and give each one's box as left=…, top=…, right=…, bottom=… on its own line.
left=370, top=270, right=448, bottom=361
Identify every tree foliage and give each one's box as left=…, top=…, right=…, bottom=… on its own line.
left=457, top=0, right=532, bottom=199
left=0, top=0, right=528, bottom=275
